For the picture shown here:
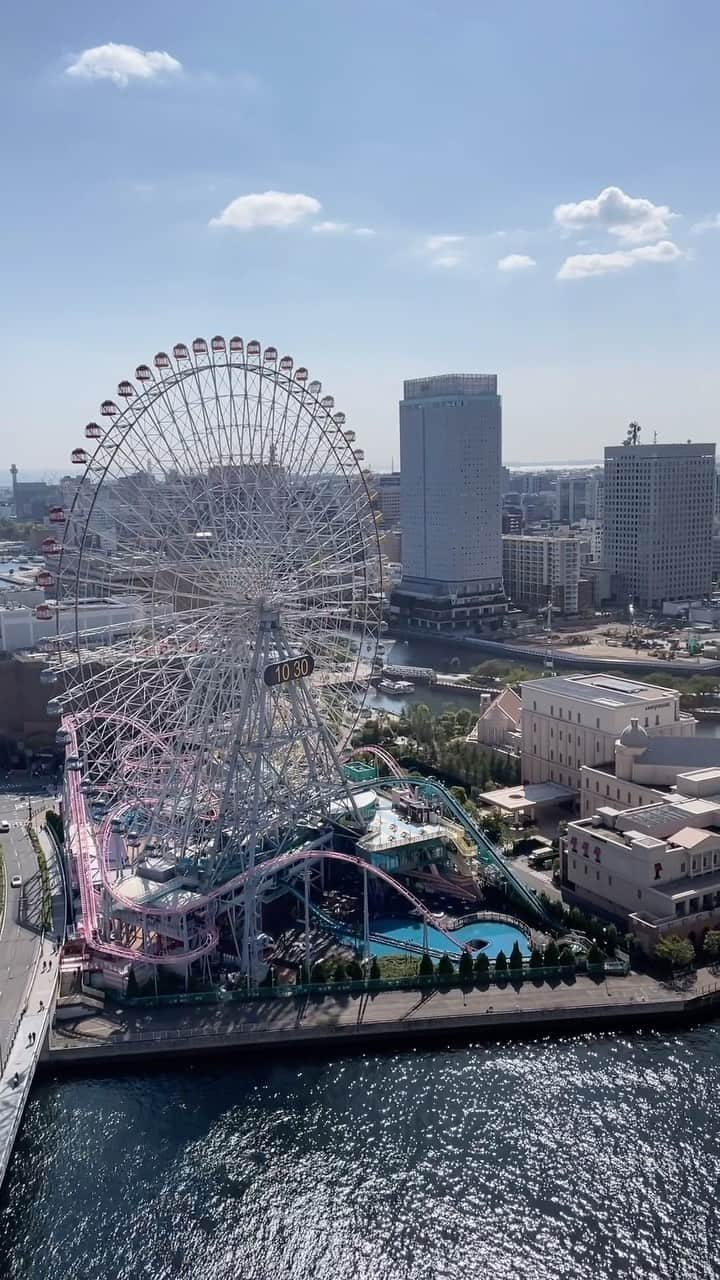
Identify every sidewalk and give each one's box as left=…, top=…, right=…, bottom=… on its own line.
left=0, top=937, right=59, bottom=1184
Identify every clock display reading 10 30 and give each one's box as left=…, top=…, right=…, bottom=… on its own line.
left=263, top=653, right=315, bottom=688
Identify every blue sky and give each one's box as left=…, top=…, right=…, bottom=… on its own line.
left=2, top=0, right=720, bottom=473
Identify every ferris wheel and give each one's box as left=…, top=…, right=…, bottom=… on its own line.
left=45, top=336, right=383, bottom=883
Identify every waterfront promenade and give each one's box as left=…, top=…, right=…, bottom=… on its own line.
left=46, top=969, right=716, bottom=1068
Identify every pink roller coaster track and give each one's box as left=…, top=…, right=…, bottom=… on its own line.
left=65, top=720, right=462, bottom=967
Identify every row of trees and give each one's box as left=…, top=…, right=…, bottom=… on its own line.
left=300, top=939, right=603, bottom=988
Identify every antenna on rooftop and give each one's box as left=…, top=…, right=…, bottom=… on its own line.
left=624, top=421, right=641, bottom=446
left=543, top=598, right=556, bottom=677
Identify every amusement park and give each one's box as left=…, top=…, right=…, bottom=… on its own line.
left=38, top=335, right=555, bottom=1000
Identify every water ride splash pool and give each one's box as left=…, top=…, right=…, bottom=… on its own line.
left=350, top=917, right=531, bottom=959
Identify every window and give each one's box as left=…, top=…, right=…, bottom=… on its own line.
left=550, top=728, right=554, bottom=738
left=596, top=717, right=600, bottom=729
left=596, top=870, right=600, bottom=881
left=577, top=712, right=581, bottom=724
left=551, top=706, right=554, bottom=716
left=637, top=889, right=642, bottom=899
left=550, top=750, right=554, bottom=761
left=655, top=715, right=659, bottom=726
left=628, top=793, right=631, bottom=804
left=533, top=700, right=536, bottom=711
left=595, top=781, right=599, bottom=792
left=606, top=785, right=610, bottom=796
left=608, top=875, right=612, bottom=886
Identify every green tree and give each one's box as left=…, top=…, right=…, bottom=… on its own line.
left=508, top=941, right=524, bottom=974
left=458, top=950, right=474, bottom=983
left=311, top=960, right=329, bottom=983
left=558, top=945, right=576, bottom=970
left=419, top=952, right=434, bottom=978
left=605, top=923, right=619, bottom=957
left=655, top=934, right=695, bottom=974
left=369, top=957, right=381, bottom=981
left=586, top=941, right=604, bottom=970
left=449, top=785, right=468, bottom=806
left=436, top=953, right=455, bottom=980
left=529, top=947, right=544, bottom=972
left=347, top=957, right=364, bottom=981
left=333, top=961, right=347, bottom=982
left=704, top=930, right=720, bottom=964
left=494, top=949, right=508, bottom=974
left=544, top=940, right=560, bottom=968
left=474, top=951, right=490, bottom=979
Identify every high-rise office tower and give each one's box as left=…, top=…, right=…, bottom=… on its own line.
left=390, top=374, right=506, bottom=631
left=603, top=442, right=715, bottom=607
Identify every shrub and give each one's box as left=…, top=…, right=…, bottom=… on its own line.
left=529, top=948, right=544, bottom=971
left=586, top=941, right=604, bottom=969
left=311, top=960, right=329, bottom=983
left=369, top=957, right=381, bottom=981
left=508, top=941, right=524, bottom=973
left=347, top=958, right=364, bottom=980
left=558, top=945, right=575, bottom=969
left=436, top=953, right=455, bottom=979
left=494, top=950, right=508, bottom=974
left=419, top=952, right=434, bottom=978
left=474, top=952, right=490, bottom=978
left=333, top=962, right=347, bottom=983
left=654, top=934, right=695, bottom=973
left=544, top=940, right=560, bottom=968
left=458, top=950, right=474, bottom=983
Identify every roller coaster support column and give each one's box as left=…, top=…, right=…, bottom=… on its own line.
left=303, top=860, right=311, bottom=980
left=363, top=866, right=370, bottom=963
left=423, top=918, right=428, bottom=954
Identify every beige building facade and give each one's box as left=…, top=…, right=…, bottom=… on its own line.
left=521, top=673, right=695, bottom=793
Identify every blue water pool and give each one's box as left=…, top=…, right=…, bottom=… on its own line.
left=346, top=916, right=530, bottom=959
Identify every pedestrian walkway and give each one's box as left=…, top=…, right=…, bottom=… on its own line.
left=0, top=938, right=60, bottom=1184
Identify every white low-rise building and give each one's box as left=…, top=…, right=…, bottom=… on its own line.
left=521, top=672, right=695, bottom=793
left=563, top=766, right=720, bottom=952
left=580, top=717, right=720, bottom=818
left=468, top=686, right=521, bottom=751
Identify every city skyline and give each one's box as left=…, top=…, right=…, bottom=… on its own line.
left=3, top=2, right=720, bottom=470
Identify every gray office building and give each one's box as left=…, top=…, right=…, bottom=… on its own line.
left=603, top=442, right=715, bottom=607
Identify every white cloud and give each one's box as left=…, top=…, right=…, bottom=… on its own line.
left=554, top=185, right=677, bottom=244
left=498, top=253, right=536, bottom=272
left=353, top=226, right=376, bottom=237
left=691, top=213, right=720, bottom=234
left=424, top=234, right=464, bottom=254
left=66, top=43, right=182, bottom=87
left=421, top=234, right=465, bottom=268
left=210, top=191, right=321, bottom=231
left=557, top=239, right=684, bottom=280
left=312, top=220, right=348, bottom=234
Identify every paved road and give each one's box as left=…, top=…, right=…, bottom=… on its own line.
left=0, top=782, right=57, bottom=1067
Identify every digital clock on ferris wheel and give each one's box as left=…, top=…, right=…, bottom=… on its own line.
left=263, top=653, right=315, bottom=688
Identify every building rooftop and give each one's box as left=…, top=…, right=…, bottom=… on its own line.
left=403, top=374, right=498, bottom=399
left=522, top=672, right=677, bottom=706
left=638, top=738, right=720, bottom=766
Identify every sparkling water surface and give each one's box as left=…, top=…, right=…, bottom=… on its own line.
left=2, top=1027, right=720, bottom=1279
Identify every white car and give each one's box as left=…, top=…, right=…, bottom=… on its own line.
left=10, top=875, right=21, bottom=889
left=0, top=820, right=10, bottom=833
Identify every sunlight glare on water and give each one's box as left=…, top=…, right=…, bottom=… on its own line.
left=1, top=1028, right=720, bottom=1279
